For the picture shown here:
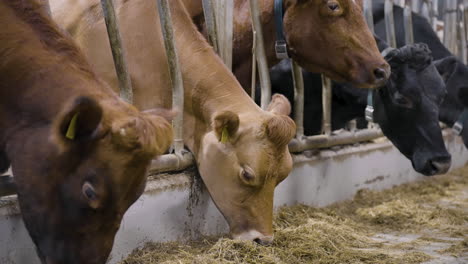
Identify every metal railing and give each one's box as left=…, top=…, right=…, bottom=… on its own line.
left=100, top=0, right=133, bottom=103
left=1, top=0, right=466, bottom=197
left=249, top=0, right=272, bottom=109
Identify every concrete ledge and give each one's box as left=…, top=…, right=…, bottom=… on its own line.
left=1, top=133, right=467, bottom=264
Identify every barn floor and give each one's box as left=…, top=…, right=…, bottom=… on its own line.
left=121, top=165, right=468, bottom=264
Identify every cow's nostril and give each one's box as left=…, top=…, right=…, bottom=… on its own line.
left=430, top=160, right=451, bottom=174
left=428, top=156, right=451, bottom=175
left=253, top=237, right=273, bottom=246
left=373, top=67, right=387, bottom=81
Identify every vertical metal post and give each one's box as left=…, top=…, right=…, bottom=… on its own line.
left=321, top=76, right=332, bottom=136
left=249, top=0, right=271, bottom=110
left=251, top=31, right=257, bottom=99
left=425, top=0, right=438, bottom=31
left=202, top=0, right=219, bottom=53
left=411, top=0, right=421, bottom=13
left=385, top=0, right=397, bottom=48
left=214, top=0, right=234, bottom=70
left=404, top=0, right=414, bottom=44
left=459, top=4, right=467, bottom=64
left=157, top=0, right=184, bottom=156
left=364, top=0, right=374, bottom=33
left=291, top=61, right=304, bottom=139
left=444, top=0, right=458, bottom=55
left=100, top=0, right=133, bottom=103
left=465, top=1, right=468, bottom=42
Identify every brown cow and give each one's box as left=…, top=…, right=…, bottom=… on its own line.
left=0, top=1, right=173, bottom=264
left=50, top=0, right=296, bottom=244
left=183, top=0, right=391, bottom=91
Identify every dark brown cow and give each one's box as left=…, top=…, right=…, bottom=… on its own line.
left=0, top=1, right=173, bottom=264
left=183, top=0, right=391, bottom=91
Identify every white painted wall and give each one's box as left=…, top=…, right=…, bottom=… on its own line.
left=0, top=134, right=467, bottom=264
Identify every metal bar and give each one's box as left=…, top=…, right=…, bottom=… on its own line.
left=148, top=153, right=194, bottom=175
left=424, top=0, right=437, bottom=31
left=404, top=0, right=414, bottom=44
left=444, top=0, right=458, bottom=55
left=214, top=0, right=234, bottom=70
left=411, top=0, right=421, bottom=14
left=249, top=0, right=271, bottom=109
left=288, top=129, right=384, bottom=153
left=202, top=0, right=219, bottom=53
left=347, top=120, right=357, bottom=132
left=251, top=30, right=257, bottom=99
left=385, top=0, right=397, bottom=48
left=321, top=75, right=332, bottom=135
left=465, top=1, right=468, bottom=42
left=157, top=0, right=185, bottom=156
left=291, top=60, right=304, bottom=139
left=459, top=4, right=467, bottom=64
left=0, top=175, right=16, bottom=197
left=363, top=0, right=374, bottom=33
left=100, top=0, right=133, bottom=103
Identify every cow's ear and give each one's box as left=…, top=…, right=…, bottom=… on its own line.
left=267, top=94, right=292, bottom=116
left=434, top=56, right=458, bottom=83
left=213, top=111, right=239, bottom=144
left=59, top=97, right=103, bottom=142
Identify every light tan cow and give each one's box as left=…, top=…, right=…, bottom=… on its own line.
left=50, top=0, right=296, bottom=244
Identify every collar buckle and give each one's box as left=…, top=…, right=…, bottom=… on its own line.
left=365, top=105, right=374, bottom=122
left=275, top=40, right=289, bottom=59
left=453, top=121, right=463, bottom=135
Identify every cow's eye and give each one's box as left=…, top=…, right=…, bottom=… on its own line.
left=328, top=2, right=339, bottom=11
left=82, top=181, right=100, bottom=209
left=242, top=169, right=254, bottom=181
left=394, top=92, right=413, bottom=108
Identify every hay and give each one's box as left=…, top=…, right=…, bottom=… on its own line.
left=122, top=166, right=468, bottom=264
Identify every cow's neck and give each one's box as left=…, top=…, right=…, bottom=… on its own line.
left=170, top=0, right=263, bottom=155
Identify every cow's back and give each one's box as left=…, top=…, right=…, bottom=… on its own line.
left=51, top=0, right=172, bottom=110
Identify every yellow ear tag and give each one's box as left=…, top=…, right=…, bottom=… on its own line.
left=65, top=113, right=79, bottom=140
left=220, top=127, right=229, bottom=143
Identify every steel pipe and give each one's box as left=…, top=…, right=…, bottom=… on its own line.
left=157, top=0, right=185, bottom=156
left=214, top=0, right=234, bottom=69
left=363, top=0, right=374, bottom=32
left=321, top=76, right=332, bottom=135
left=251, top=31, right=257, bottom=99
left=148, top=153, right=195, bottom=175
left=404, top=0, right=414, bottom=44
left=385, top=0, right=397, bottom=48
left=444, top=0, right=458, bottom=55
left=459, top=4, right=467, bottom=64
left=249, top=0, right=271, bottom=109
left=202, top=0, right=219, bottom=53
left=288, top=129, right=384, bottom=153
left=100, top=0, right=133, bottom=103
left=291, top=60, right=304, bottom=139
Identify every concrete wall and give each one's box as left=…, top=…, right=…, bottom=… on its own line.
left=0, top=134, right=467, bottom=264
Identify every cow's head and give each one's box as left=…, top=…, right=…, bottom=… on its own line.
left=434, top=56, right=468, bottom=148
left=283, top=0, right=390, bottom=88
left=197, top=94, right=295, bottom=244
left=11, top=96, right=173, bottom=264
left=374, top=43, right=451, bottom=176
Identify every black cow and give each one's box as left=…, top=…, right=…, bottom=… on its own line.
left=372, top=1, right=468, bottom=148
left=269, top=37, right=451, bottom=176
